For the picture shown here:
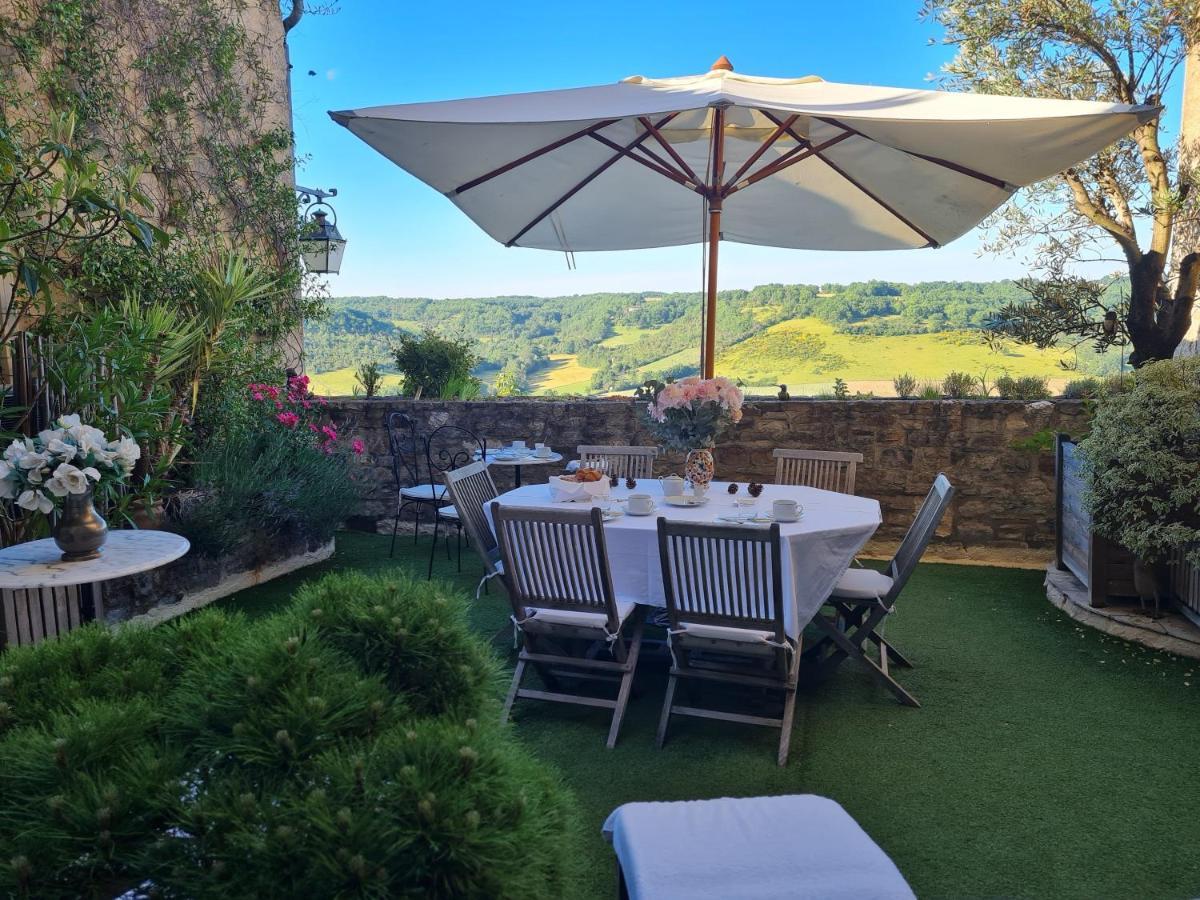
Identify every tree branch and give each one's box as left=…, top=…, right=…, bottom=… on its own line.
left=282, top=1, right=303, bottom=33
left=1062, top=169, right=1141, bottom=264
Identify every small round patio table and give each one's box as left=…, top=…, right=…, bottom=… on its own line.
left=485, top=449, right=564, bottom=488
left=0, top=530, right=190, bottom=648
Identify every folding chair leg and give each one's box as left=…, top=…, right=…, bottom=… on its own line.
left=427, top=514, right=441, bottom=579
left=412, top=505, right=421, bottom=545
left=811, top=613, right=921, bottom=708
left=870, top=633, right=914, bottom=668
left=777, top=686, right=798, bottom=767
left=656, top=674, right=677, bottom=749
left=455, top=525, right=463, bottom=572
left=501, top=659, right=526, bottom=726
left=606, top=615, right=644, bottom=749
left=390, top=502, right=402, bottom=558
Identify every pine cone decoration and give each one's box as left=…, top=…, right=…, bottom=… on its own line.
left=748, top=482, right=764, bottom=498
left=727, top=482, right=739, bottom=494
left=625, top=477, right=637, bottom=489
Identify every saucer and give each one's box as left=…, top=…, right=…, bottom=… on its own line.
left=626, top=504, right=657, bottom=516
left=662, top=495, right=708, bottom=507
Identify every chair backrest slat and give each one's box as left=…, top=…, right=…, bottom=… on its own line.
left=387, top=412, right=426, bottom=489
left=772, top=448, right=863, bottom=495
left=492, top=503, right=620, bottom=629
left=443, top=461, right=500, bottom=573
left=657, top=519, right=785, bottom=640
left=577, top=445, right=658, bottom=480
left=886, top=473, right=954, bottom=605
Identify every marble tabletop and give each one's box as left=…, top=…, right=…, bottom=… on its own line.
left=0, top=530, right=190, bottom=590
left=485, top=450, right=564, bottom=467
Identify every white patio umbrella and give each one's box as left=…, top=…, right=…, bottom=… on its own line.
left=331, top=57, right=1157, bottom=377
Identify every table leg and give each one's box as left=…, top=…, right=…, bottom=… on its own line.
left=513, top=466, right=523, bottom=488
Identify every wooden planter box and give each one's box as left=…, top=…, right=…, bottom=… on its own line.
left=1055, top=434, right=1137, bottom=607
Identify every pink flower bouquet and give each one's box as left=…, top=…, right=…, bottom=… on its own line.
left=642, top=376, right=744, bottom=452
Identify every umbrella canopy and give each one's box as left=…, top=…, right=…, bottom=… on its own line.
left=331, top=58, right=1157, bottom=376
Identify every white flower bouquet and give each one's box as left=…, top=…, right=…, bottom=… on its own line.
left=0, top=414, right=139, bottom=515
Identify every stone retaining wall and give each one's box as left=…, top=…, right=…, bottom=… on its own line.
left=328, top=398, right=1091, bottom=563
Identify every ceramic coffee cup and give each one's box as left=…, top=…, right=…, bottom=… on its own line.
left=535, top=445, right=552, bottom=458
left=660, top=475, right=685, bottom=497
left=512, top=440, right=526, bottom=450
left=628, top=493, right=655, bottom=515
left=772, top=498, right=801, bottom=522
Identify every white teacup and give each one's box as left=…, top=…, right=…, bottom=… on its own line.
left=535, top=445, right=552, bottom=458
left=691, top=481, right=709, bottom=499
left=628, top=493, right=655, bottom=515
left=511, top=440, right=527, bottom=450
left=660, top=475, right=685, bottom=497
left=772, top=498, right=802, bottom=522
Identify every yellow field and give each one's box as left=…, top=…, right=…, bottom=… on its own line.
left=308, top=366, right=406, bottom=397
left=527, top=353, right=596, bottom=394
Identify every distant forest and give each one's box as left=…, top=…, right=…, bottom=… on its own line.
left=304, top=279, right=1126, bottom=392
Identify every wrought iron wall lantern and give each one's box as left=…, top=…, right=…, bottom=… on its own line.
left=297, top=185, right=346, bottom=274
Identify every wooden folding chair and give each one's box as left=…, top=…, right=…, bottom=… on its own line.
left=576, top=445, right=658, bottom=480
left=442, top=461, right=501, bottom=598
left=772, top=448, right=863, bottom=494
left=655, top=519, right=800, bottom=766
left=806, top=474, right=955, bottom=707
left=492, top=502, right=644, bottom=749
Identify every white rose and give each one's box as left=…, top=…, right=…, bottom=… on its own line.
left=4, top=438, right=31, bottom=463
left=56, top=413, right=82, bottom=430
left=49, top=463, right=91, bottom=495
left=17, top=489, right=53, bottom=514
left=108, top=436, right=141, bottom=470
left=18, top=450, right=50, bottom=471
left=46, top=437, right=77, bottom=460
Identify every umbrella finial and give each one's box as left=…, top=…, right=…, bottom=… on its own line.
left=710, top=55, right=734, bottom=72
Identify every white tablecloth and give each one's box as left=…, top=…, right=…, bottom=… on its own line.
left=487, top=480, right=881, bottom=637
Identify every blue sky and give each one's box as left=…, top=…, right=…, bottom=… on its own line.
left=286, top=1, right=1178, bottom=299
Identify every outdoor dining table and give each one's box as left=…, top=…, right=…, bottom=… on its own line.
left=487, top=480, right=882, bottom=637
left=483, top=448, right=564, bottom=487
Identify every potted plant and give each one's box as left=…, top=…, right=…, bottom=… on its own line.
left=641, top=376, right=744, bottom=491
left=0, top=414, right=139, bottom=560
left=1077, top=357, right=1200, bottom=611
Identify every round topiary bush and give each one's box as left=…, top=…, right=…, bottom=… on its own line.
left=1078, top=356, right=1200, bottom=565
left=287, top=570, right=500, bottom=719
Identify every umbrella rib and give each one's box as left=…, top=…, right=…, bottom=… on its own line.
left=814, top=116, right=1014, bottom=191
left=504, top=112, right=680, bottom=247
left=638, top=116, right=700, bottom=184
left=587, top=132, right=701, bottom=191
left=724, top=131, right=853, bottom=195
left=450, top=118, right=622, bottom=196
left=721, top=113, right=800, bottom=193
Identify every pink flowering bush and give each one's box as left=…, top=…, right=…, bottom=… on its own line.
left=642, top=376, right=744, bottom=452
left=247, top=374, right=363, bottom=456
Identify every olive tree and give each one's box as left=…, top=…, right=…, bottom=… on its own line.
left=921, top=1, right=1200, bottom=366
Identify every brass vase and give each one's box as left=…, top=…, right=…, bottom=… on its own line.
left=53, top=488, right=108, bottom=562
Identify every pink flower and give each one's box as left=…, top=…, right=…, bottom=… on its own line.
left=308, top=423, right=319, bottom=433
left=352, top=438, right=365, bottom=455
left=277, top=412, right=300, bottom=428
left=321, top=425, right=338, bottom=441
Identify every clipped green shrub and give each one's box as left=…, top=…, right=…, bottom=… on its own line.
left=288, top=570, right=499, bottom=718
left=892, top=373, right=918, bottom=398
left=0, top=575, right=578, bottom=899
left=1060, top=376, right=1103, bottom=399
left=941, top=371, right=978, bottom=399
left=995, top=374, right=1051, bottom=401
left=1079, top=357, right=1200, bottom=566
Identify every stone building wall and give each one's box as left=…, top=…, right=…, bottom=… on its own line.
left=329, top=397, right=1091, bottom=564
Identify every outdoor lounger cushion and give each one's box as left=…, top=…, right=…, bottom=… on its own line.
left=603, top=794, right=915, bottom=900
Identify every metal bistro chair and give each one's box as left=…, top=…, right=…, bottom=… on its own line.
left=576, top=445, right=658, bottom=480
left=773, top=448, right=863, bottom=494
left=492, top=502, right=644, bottom=749
left=806, top=474, right=955, bottom=707
left=441, top=460, right=501, bottom=598
left=424, top=424, right=487, bottom=579
left=656, top=519, right=801, bottom=766
left=387, top=412, right=446, bottom=557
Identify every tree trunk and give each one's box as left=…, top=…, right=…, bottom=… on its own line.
left=1172, top=40, right=1200, bottom=358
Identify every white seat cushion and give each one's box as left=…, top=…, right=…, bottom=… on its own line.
left=603, top=794, right=915, bottom=900
left=400, top=483, right=447, bottom=501
left=831, top=567, right=894, bottom=601
left=437, top=505, right=459, bottom=519
left=524, top=598, right=635, bottom=629
left=675, top=622, right=774, bottom=644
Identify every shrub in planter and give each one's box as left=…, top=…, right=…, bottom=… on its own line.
left=288, top=570, right=499, bottom=718
left=0, top=576, right=578, bottom=899
left=1078, top=357, right=1200, bottom=568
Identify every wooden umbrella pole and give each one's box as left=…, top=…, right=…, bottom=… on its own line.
left=703, top=104, right=726, bottom=379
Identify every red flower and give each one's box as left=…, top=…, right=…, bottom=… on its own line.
left=277, top=412, right=300, bottom=428
left=352, top=438, right=365, bottom=455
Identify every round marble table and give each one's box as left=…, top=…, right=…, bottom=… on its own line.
left=485, top=450, right=565, bottom=487
left=0, top=530, right=190, bottom=647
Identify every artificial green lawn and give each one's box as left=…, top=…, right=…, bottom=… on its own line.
left=219, top=532, right=1200, bottom=900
